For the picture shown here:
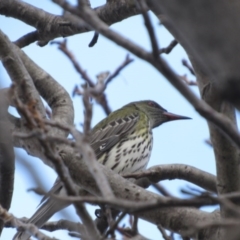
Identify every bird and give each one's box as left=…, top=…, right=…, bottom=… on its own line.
left=14, top=100, right=190, bottom=239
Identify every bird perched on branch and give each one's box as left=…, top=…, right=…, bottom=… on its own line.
left=14, top=100, right=190, bottom=239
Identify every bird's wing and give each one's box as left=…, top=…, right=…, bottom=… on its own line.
left=90, top=114, right=139, bottom=158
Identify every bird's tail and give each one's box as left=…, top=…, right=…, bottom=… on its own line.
left=13, top=196, right=69, bottom=240
left=13, top=181, right=69, bottom=240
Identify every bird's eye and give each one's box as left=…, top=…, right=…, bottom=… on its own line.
left=148, top=101, right=156, bottom=107
left=148, top=101, right=166, bottom=111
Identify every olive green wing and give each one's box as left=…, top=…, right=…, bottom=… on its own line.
left=90, top=114, right=139, bottom=159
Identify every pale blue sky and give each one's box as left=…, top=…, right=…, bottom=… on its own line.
left=0, top=1, right=216, bottom=239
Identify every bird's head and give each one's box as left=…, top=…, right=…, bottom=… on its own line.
left=134, top=100, right=191, bottom=128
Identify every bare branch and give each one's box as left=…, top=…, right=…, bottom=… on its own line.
left=89, top=31, right=99, bottom=47
left=29, top=186, right=222, bottom=214
left=157, top=225, right=172, bottom=240
left=105, top=211, right=127, bottom=238
left=182, top=59, right=195, bottom=76
left=179, top=75, right=197, bottom=86
left=0, top=205, right=54, bottom=240
left=13, top=31, right=39, bottom=48
left=0, top=91, right=15, bottom=233
left=159, top=39, right=178, bottom=54
left=41, top=219, right=84, bottom=234
left=124, top=164, right=217, bottom=193
left=0, top=0, right=141, bottom=47
left=105, top=54, right=134, bottom=86
left=0, top=31, right=45, bottom=120
left=51, top=39, right=95, bottom=87
left=152, top=183, right=175, bottom=197
left=138, top=0, right=159, bottom=59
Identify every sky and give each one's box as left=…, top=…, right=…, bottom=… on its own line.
left=0, top=1, right=216, bottom=239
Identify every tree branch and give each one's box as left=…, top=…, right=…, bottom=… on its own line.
left=0, top=0, right=141, bottom=47
left=124, top=164, right=217, bottom=193
left=0, top=91, right=15, bottom=234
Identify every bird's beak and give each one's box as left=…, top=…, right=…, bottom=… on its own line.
left=163, top=111, right=191, bottom=121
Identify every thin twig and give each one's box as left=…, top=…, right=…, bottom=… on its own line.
left=182, top=59, right=195, bottom=76
left=152, top=183, right=175, bottom=197
left=132, top=214, right=138, bottom=235
left=82, top=88, right=93, bottom=137
left=89, top=31, right=99, bottom=47
left=104, top=211, right=127, bottom=239
left=138, top=0, right=159, bottom=59
left=157, top=225, right=172, bottom=240
left=51, top=39, right=113, bottom=115
left=51, top=39, right=94, bottom=86
left=41, top=219, right=84, bottom=233
left=179, top=75, right=197, bottom=86
left=159, top=39, right=178, bottom=54
left=205, top=139, right=212, bottom=147
left=105, top=54, right=134, bottom=86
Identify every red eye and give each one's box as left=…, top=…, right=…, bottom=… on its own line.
left=148, top=101, right=156, bottom=107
